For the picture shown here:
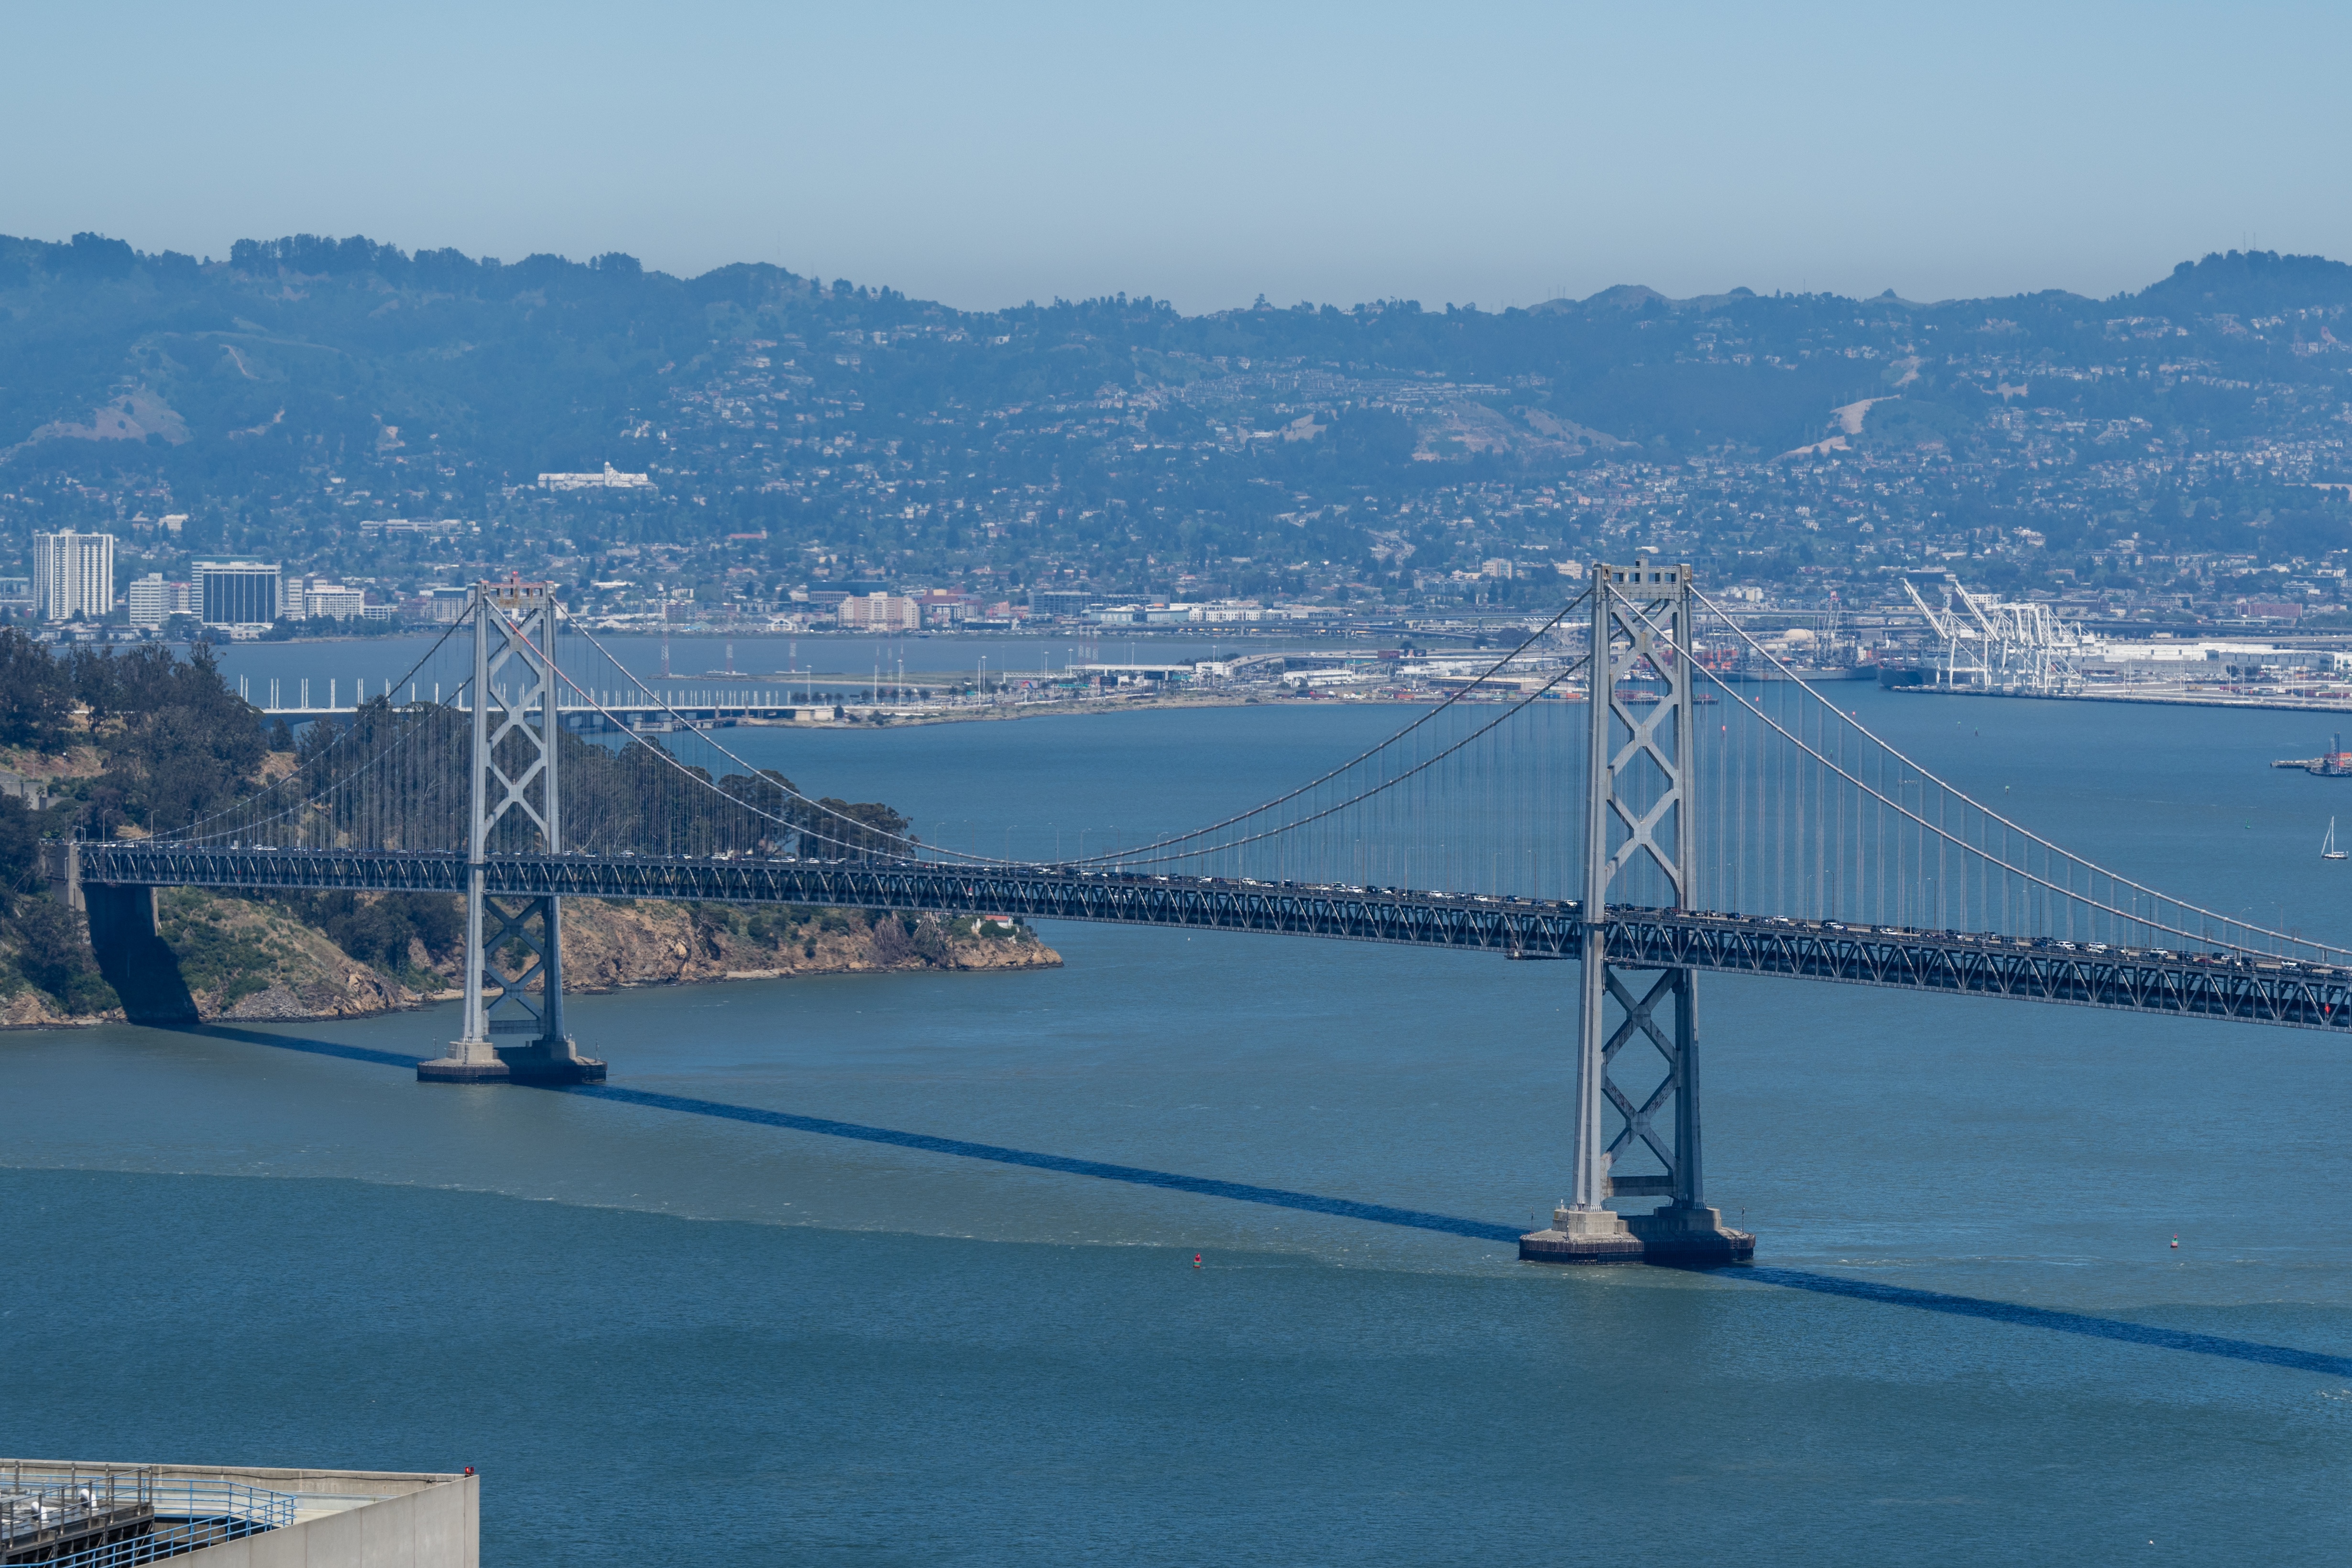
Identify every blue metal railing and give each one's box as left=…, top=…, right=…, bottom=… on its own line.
left=0, top=1465, right=297, bottom=1567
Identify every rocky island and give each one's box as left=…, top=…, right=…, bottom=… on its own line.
left=0, top=632, right=1060, bottom=1029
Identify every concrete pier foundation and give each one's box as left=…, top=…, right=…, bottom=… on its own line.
left=1624, top=1203, right=1755, bottom=1265
left=1517, top=1205, right=1646, bottom=1264
left=1518, top=1203, right=1754, bottom=1265
left=415, top=1050, right=509, bottom=1085
left=495, top=1041, right=605, bottom=1085
left=416, top=1041, right=604, bottom=1085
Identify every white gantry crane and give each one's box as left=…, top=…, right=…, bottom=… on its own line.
left=1902, top=580, right=2094, bottom=695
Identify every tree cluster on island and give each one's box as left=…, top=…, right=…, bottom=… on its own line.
left=0, top=629, right=915, bottom=1019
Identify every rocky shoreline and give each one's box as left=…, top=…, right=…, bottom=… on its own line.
left=0, top=889, right=1060, bottom=1029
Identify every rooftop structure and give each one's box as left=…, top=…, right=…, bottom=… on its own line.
left=0, top=1457, right=476, bottom=1567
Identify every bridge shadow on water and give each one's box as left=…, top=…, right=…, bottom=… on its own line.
left=177, top=1023, right=433, bottom=1072
left=181, top=1024, right=2352, bottom=1380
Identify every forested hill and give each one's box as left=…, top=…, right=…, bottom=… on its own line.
left=6, top=234, right=2352, bottom=609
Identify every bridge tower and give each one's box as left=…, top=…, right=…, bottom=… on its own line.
left=1521, top=559, right=1752, bottom=1264
left=418, top=580, right=604, bottom=1085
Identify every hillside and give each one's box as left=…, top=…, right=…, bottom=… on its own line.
left=5, top=236, right=2352, bottom=619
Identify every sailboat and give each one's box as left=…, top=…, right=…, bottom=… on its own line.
left=2325, top=818, right=2348, bottom=861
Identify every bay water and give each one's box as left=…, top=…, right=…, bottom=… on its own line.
left=4, top=687, right=2351, bottom=1563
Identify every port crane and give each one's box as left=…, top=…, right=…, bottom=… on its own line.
left=1902, top=580, right=2092, bottom=695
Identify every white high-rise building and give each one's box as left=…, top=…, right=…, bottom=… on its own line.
left=31, top=530, right=116, bottom=623
left=127, top=572, right=171, bottom=628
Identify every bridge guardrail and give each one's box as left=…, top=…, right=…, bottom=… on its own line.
left=70, top=841, right=2352, bottom=1031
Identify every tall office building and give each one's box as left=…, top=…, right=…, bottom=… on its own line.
left=31, top=530, right=116, bottom=623
left=195, top=560, right=283, bottom=628
left=126, top=572, right=171, bottom=628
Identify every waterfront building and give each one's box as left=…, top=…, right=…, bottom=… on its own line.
left=1028, top=589, right=1093, bottom=619
left=31, top=530, right=115, bottom=623
left=295, top=578, right=367, bottom=620
left=195, top=560, right=282, bottom=630
left=126, top=572, right=170, bottom=628
left=916, top=590, right=980, bottom=628
left=837, top=591, right=920, bottom=632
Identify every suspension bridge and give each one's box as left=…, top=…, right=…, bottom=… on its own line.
left=46, top=565, right=2352, bottom=1267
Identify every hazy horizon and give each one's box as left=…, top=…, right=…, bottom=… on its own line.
left=11, top=1, right=2350, bottom=313
left=9, top=227, right=2286, bottom=315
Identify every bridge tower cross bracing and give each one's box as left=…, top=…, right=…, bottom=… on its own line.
left=418, top=580, right=605, bottom=1085
left=1522, top=558, right=1752, bottom=1265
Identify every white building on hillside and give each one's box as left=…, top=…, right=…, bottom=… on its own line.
left=537, top=463, right=655, bottom=492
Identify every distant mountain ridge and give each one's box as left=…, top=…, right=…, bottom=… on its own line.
left=0, top=233, right=2339, bottom=480
left=2, top=234, right=2349, bottom=580
left=1525, top=251, right=2352, bottom=316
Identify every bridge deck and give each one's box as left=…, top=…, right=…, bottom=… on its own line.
left=73, top=843, right=2352, bottom=1033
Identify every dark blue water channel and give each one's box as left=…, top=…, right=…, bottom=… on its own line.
left=6, top=687, right=2352, bottom=1563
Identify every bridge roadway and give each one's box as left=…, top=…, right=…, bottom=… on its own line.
left=75, top=842, right=2352, bottom=1033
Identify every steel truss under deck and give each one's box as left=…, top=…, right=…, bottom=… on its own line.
left=73, top=843, right=2352, bottom=1031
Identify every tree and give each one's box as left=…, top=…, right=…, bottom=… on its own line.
left=809, top=798, right=911, bottom=860
left=11, top=896, right=118, bottom=1014
left=0, top=630, right=69, bottom=749
left=0, top=794, right=38, bottom=907
left=82, top=640, right=266, bottom=834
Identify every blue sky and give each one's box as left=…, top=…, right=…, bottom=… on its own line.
left=5, top=1, right=2345, bottom=311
